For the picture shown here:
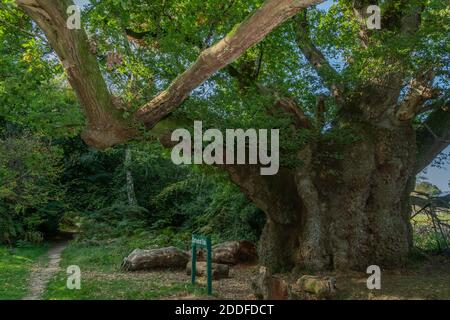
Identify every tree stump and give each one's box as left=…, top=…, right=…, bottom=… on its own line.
left=252, top=266, right=290, bottom=300
left=252, top=267, right=337, bottom=300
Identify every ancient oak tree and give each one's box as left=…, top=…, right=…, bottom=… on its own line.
left=15, top=0, right=450, bottom=271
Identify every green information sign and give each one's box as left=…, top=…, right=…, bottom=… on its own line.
left=191, top=234, right=212, bottom=295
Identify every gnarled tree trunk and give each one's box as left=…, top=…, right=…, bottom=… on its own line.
left=227, top=120, right=416, bottom=272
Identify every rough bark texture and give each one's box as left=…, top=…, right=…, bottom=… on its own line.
left=135, top=0, right=324, bottom=128
left=293, top=11, right=345, bottom=100
left=252, top=266, right=290, bottom=300
left=226, top=117, right=416, bottom=272
left=16, top=0, right=137, bottom=149
left=211, top=241, right=258, bottom=265
left=121, top=247, right=189, bottom=271
left=186, top=261, right=230, bottom=280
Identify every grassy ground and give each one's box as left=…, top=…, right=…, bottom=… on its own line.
left=43, top=238, right=206, bottom=300
left=43, top=236, right=450, bottom=300
left=2, top=228, right=449, bottom=300
left=0, top=244, right=48, bottom=300
left=44, top=271, right=204, bottom=300
left=43, top=236, right=258, bottom=300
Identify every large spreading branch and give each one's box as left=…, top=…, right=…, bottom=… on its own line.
left=293, top=10, right=345, bottom=102
left=15, top=0, right=137, bottom=149
left=226, top=64, right=313, bottom=129
left=415, top=106, right=450, bottom=174
left=396, top=69, right=439, bottom=121
left=135, top=0, right=324, bottom=127
left=16, top=0, right=323, bottom=149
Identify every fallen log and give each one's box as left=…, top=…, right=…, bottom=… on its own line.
left=186, top=261, right=230, bottom=280
left=195, top=241, right=258, bottom=265
left=122, top=247, right=189, bottom=271
left=252, top=267, right=337, bottom=300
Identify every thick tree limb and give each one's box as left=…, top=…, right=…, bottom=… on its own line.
left=396, top=70, right=438, bottom=121
left=224, top=165, right=301, bottom=224
left=417, top=98, right=448, bottom=116
left=226, top=65, right=313, bottom=129
left=17, top=0, right=323, bottom=149
left=315, top=95, right=326, bottom=130
left=135, top=0, right=324, bottom=127
left=415, top=107, right=450, bottom=174
left=350, top=1, right=370, bottom=49
left=423, top=123, right=450, bottom=144
left=15, top=0, right=137, bottom=149
left=258, top=85, right=312, bottom=129
left=293, top=11, right=345, bottom=102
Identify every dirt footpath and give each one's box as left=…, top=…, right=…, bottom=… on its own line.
left=23, top=241, right=68, bottom=300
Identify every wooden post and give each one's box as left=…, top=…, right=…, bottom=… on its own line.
left=206, top=236, right=212, bottom=295
left=191, top=243, right=197, bottom=285
left=191, top=234, right=212, bottom=295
